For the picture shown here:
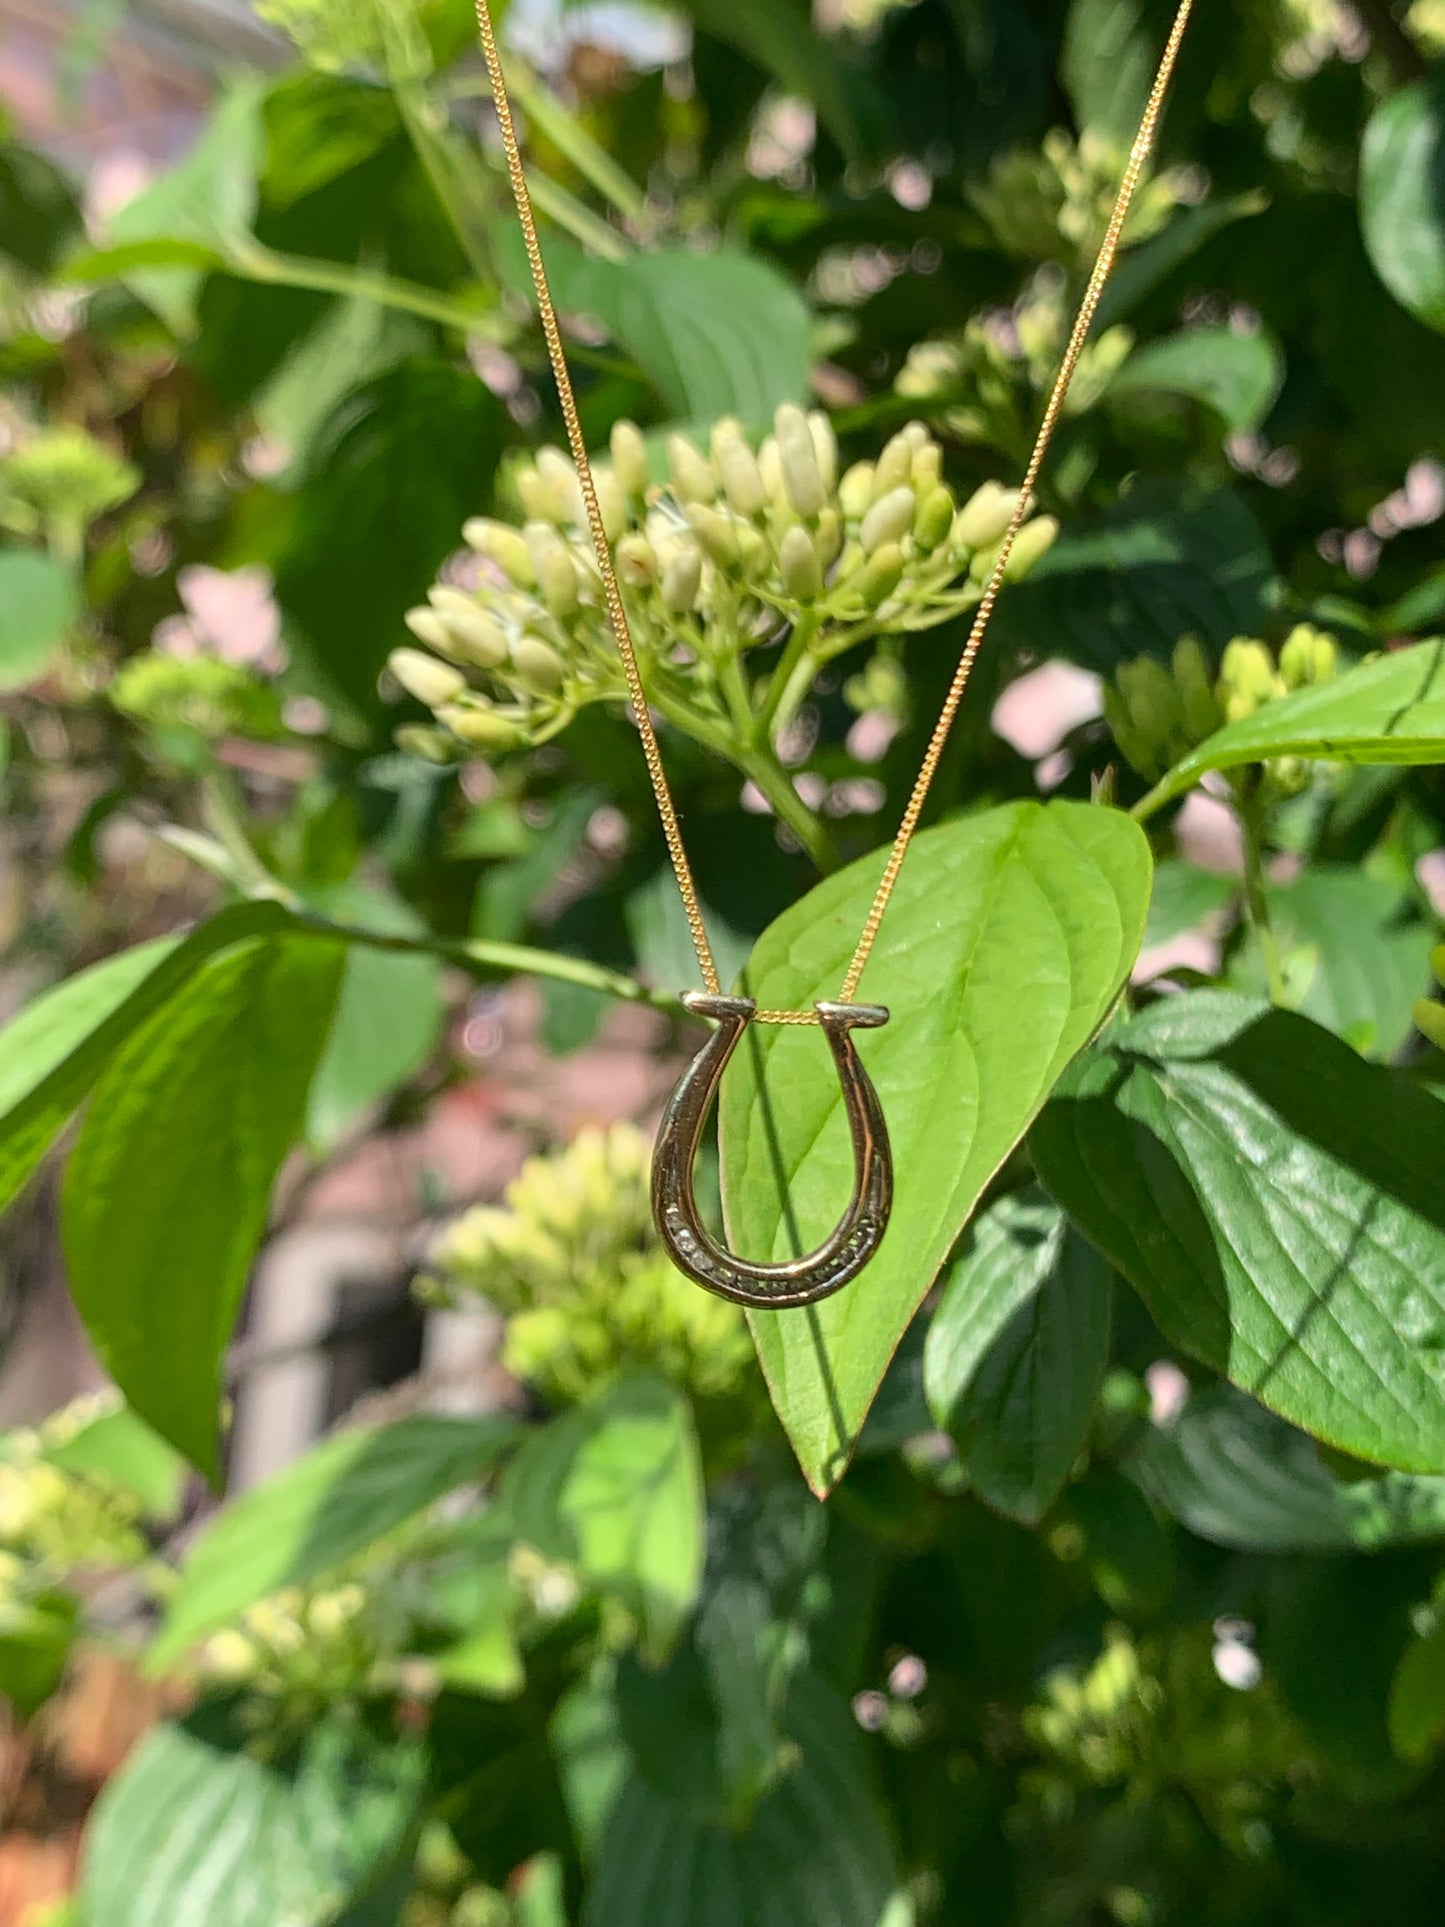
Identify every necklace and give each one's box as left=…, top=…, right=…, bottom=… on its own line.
left=471, top=0, right=1194, bottom=1306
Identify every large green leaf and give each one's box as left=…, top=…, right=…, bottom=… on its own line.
left=586, top=1674, right=896, bottom=1927
left=1108, top=326, right=1284, bottom=435
left=0, top=900, right=290, bottom=1218
left=923, top=1188, right=1112, bottom=1525
left=990, top=484, right=1275, bottom=673
left=304, top=883, right=443, bottom=1150
left=63, top=935, right=344, bottom=1480
left=80, top=1700, right=425, bottom=1927
left=1031, top=991, right=1445, bottom=1474
left=1360, top=72, right=1445, bottom=336
left=152, top=1413, right=519, bottom=1670
left=503, top=1372, right=704, bottom=1661
left=1136, top=637, right=1445, bottom=814
left=44, top=1401, right=186, bottom=1522
left=0, top=547, right=79, bottom=689
left=0, top=140, right=82, bottom=274
left=1133, top=1387, right=1445, bottom=1552
left=720, top=801, right=1151, bottom=1494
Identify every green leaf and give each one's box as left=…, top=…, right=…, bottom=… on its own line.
left=0, top=900, right=290, bottom=1219
left=253, top=295, right=427, bottom=482
left=991, top=484, right=1275, bottom=673
left=103, top=79, right=265, bottom=334
left=1133, top=1386, right=1445, bottom=1552
left=0, top=546, right=79, bottom=690
left=586, top=1674, right=896, bottom=1927
left=63, top=935, right=345, bottom=1480
left=1062, top=0, right=1178, bottom=147
left=80, top=1700, right=425, bottom=1927
left=1094, top=193, right=1269, bottom=329
left=152, top=1413, right=518, bottom=1670
left=923, top=1188, right=1112, bottom=1525
left=1108, top=326, right=1284, bottom=435
left=1143, top=858, right=1234, bottom=949
left=720, top=800, right=1151, bottom=1494
left=44, top=1401, right=186, bottom=1521
left=0, top=1587, right=78, bottom=1720
left=1030, top=991, right=1445, bottom=1474
left=678, top=0, right=871, bottom=159
left=0, top=140, right=82, bottom=274
left=1135, top=638, right=1445, bottom=814
left=304, top=884, right=443, bottom=1150
left=503, top=1371, right=704, bottom=1660
left=1361, top=72, right=1445, bottom=335
left=1390, top=1620, right=1445, bottom=1764
left=274, top=359, right=502, bottom=723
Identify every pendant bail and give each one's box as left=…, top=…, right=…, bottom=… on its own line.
left=651, top=992, right=892, bottom=1308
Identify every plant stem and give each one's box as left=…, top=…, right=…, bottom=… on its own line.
left=396, top=83, right=497, bottom=281
left=505, top=68, right=649, bottom=226
left=737, top=748, right=841, bottom=873
left=1237, top=794, right=1286, bottom=1005
left=756, top=613, right=820, bottom=745
left=225, top=238, right=500, bottom=338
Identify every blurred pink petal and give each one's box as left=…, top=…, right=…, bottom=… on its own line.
left=1417, top=849, right=1445, bottom=917
left=1175, top=790, right=1244, bottom=875
left=991, top=660, right=1102, bottom=759
left=177, top=563, right=284, bottom=671
left=1132, top=928, right=1221, bottom=984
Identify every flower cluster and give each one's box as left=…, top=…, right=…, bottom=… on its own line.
left=389, top=405, right=1057, bottom=765
left=196, top=1580, right=402, bottom=1724
left=1104, top=625, right=1338, bottom=785
left=1026, top=1629, right=1163, bottom=1785
left=109, top=652, right=285, bottom=761
left=0, top=423, right=139, bottom=560
left=423, top=1125, right=752, bottom=1407
left=971, top=129, right=1186, bottom=271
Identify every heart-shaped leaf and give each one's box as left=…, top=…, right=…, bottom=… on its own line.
left=924, top=1187, right=1112, bottom=1525
left=1107, top=325, right=1284, bottom=435
left=1133, top=1387, right=1445, bottom=1553
left=1031, top=991, right=1445, bottom=1474
left=1135, top=636, right=1445, bottom=816
left=719, top=800, right=1151, bottom=1493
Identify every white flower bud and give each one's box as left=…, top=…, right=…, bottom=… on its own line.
left=808, top=411, right=838, bottom=490
left=872, top=429, right=914, bottom=500
left=815, top=506, right=842, bottom=567
left=713, top=432, right=767, bottom=517
left=592, top=467, right=627, bottom=542
left=404, top=606, right=454, bottom=652
left=779, top=525, right=822, bottom=601
left=1002, top=514, right=1058, bottom=580
left=758, top=436, right=783, bottom=503
left=463, top=518, right=536, bottom=587
left=389, top=646, right=466, bottom=708
left=668, top=433, right=717, bottom=504
left=439, top=702, right=529, bottom=750
left=516, top=465, right=566, bottom=524
left=427, top=586, right=510, bottom=667
left=509, top=634, right=567, bottom=692
left=860, top=485, right=917, bottom=555
left=911, top=442, right=942, bottom=489
left=616, top=531, right=657, bottom=585
left=660, top=543, right=703, bottom=612
left=536, top=446, right=584, bottom=523
left=610, top=419, right=651, bottom=499
left=541, top=547, right=581, bottom=618
left=954, top=482, right=1021, bottom=552
left=774, top=404, right=827, bottom=518
left=838, top=462, right=875, bottom=521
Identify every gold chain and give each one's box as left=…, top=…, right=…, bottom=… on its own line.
left=472, top=0, right=1193, bottom=1022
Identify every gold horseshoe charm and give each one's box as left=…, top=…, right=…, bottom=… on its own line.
left=651, top=992, right=893, bottom=1309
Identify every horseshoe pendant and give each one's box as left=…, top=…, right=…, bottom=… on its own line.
left=651, top=992, right=893, bottom=1309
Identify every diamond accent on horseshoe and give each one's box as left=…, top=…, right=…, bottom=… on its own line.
left=651, top=992, right=893, bottom=1309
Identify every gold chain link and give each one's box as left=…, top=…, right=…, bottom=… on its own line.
left=472, top=0, right=1193, bottom=1022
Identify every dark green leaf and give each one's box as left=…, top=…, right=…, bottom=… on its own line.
left=924, top=1188, right=1112, bottom=1525
left=0, top=546, right=79, bottom=690
left=1390, top=1620, right=1445, bottom=1763
left=1031, top=991, right=1445, bottom=1473
left=679, top=0, right=871, bottom=159
left=63, top=935, right=345, bottom=1479
left=503, top=1372, right=704, bottom=1661
left=152, top=1413, right=518, bottom=1669
left=80, top=1701, right=425, bottom=1927
left=0, top=141, right=82, bottom=274
left=1108, top=326, right=1284, bottom=435
left=1360, top=72, right=1445, bottom=335
left=586, top=1674, right=897, bottom=1927
left=1136, top=638, right=1445, bottom=814
left=1133, top=1386, right=1445, bottom=1552
left=0, top=1587, right=78, bottom=1720
left=720, top=800, right=1151, bottom=1494
left=1143, top=858, right=1234, bottom=949
left=0, top=901, right=291, bottom=1219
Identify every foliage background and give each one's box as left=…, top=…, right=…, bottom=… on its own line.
left=3, top=0, right=1445, bottom=1923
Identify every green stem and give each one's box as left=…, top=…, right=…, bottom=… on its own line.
left=224, top=238, right=500, bottom=338
left=506, top=164, right=630, bottom=262
left=505, top=69, right=649, bottom=225
left=396, top=83, right=496, bottom=280
left=756, top=612, right=820, bottom=744
left=200, top=771, right=288, bottom=901
left=1237, top=793, right=1286, bottom=1005
left=737, top=748, right=841, bottom=873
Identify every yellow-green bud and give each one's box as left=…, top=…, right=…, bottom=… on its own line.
left=388, top=646, right=466, bottom=707
left=404, top=606, right=454, bottom=652
left=428, top=587, right=510, bottom=667
left=872, top=429, right=915, bottom=501
left=911, top=442, right=942, bottom=490
left=860, top=485, right=917, bottom=555
left=1118, top=656, right=1182, bottom=746
left=1102, top=685, right=1157, bottom=779
left=1279, top=623, right=1336, bottom=690
left=713, top=431, right=767, bottom=517
left=439, top=702, right=528, bottom=750
left=540, top=547, right=580, bottom=619
left=857, top=542, right=906, bottom=607
left=463, top=519, right=536, bottom=587
left=536, top=447, right=583, bottom=523
left=779, top=524, right=823, bottom=601
left=1003, top=514, right=1058, bottom=579
left=394, top=723, right=455, bottom=762
left=839, top=462, right=875, bottom=522
left=1219, top=637, right=1282, bottom=720
left=815, top=506, right=842, bottom=567
left=1431, top=943, right=1445, bottom=990
left=686, top=503, right=764, bottom=573
left=955, top=482, right=1021, bottom=551
left=914, top=485, right=955, bottom=552
left=616, top=531, right=657, bottom=586
left=775, top=404, right=828, bottom=518
left=1413, top=997, right=1445, bottom=1051
left=668, top=433, right=716, bottom=504
left=610, top=419, right=651, bottom=499
left=516, top=464, right=565, bottom=524
left=509, top=635, right=567, bottom=693
left=593, top=468, right=626, bottom=543
left=660, top=543, right=703, bottom=613
left=808, top=410, right=838, bottom=491
left=1172, top=635, right=1222, bottom=742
